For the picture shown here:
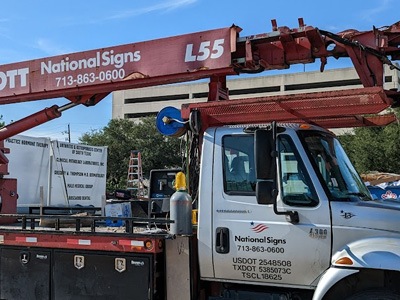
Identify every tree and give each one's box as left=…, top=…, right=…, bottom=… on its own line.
left=79, top=116, right=183, bottom=191
left=0, top=115, right=4, bottom=127
left=339, top=110, right=400, bottom=174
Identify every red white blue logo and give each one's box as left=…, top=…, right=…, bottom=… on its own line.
left=250, top=222, right=268, bottom=233
left=382, top=190, right=397, bottom=200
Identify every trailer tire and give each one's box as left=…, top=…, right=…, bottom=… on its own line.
left=346, top=289, right=400, bottom=300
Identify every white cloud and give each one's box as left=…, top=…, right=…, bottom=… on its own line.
left=34, top=38, right=73, bottom=56
left=107, top=0, right=197, bottom=20
left=359, top=0, right=392, bottom=22
left=0, top=18, right=10, bottom=37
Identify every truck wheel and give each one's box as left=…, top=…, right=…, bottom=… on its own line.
left=346, top=289, right=400, bottom=300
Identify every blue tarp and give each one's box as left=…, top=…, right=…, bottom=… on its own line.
left=368, top=186, right=400, bottom=200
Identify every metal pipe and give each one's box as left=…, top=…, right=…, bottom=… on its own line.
left=0, top=105, right=61, bottom=141
left=58, top=102, right=79, bottom=112
left=0, top=102, right=80, bottom=141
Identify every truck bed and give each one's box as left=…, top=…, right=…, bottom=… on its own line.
left=0, top=213, right=175, bottom=299
left=0, top=213, right=173, bottom=253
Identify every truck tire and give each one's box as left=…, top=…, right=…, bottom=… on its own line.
left=346, top=289, right=400, bottom=300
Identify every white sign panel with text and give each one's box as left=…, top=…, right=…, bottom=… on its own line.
left=4, top=135, right=107, bottom=210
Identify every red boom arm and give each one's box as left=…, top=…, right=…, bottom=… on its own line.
left=0, top=18, right=399, bottom=140
left=0, top=19, right=399, bottom=106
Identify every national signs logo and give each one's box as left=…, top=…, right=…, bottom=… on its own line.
left=250, top=222, right=268, bottom=233
left=234, top=222, right=286, bottom=245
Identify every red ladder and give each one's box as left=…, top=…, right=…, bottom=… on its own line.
left=126, top=151, right=145, bottom=198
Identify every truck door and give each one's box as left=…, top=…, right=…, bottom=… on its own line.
left=211, top=128, right=332, bottom=287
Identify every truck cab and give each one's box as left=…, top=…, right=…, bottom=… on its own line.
left=197, top=123, right=400, bottom=299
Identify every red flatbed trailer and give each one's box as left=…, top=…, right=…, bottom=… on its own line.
left=0, top=213, right=173, bottom=299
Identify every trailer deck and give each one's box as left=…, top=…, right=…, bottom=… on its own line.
left=0, top=214, right=173, bottom=253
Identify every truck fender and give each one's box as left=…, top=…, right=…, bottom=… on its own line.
left=313, top=237, right=400, bottom=300
left=331, top=237, right=400, bottom=271
left=312, top=267, right=359, bottom=300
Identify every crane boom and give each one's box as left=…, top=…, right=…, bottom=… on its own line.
left=0, top=19, right=399, bottom=107
left=0, top=18, right=399, bottom=143
left=0, top=27, right=238, bottom=106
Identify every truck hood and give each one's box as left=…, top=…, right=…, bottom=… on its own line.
left=332, top=199, right=400, bottom=234
left=358, top=199, right=400, bottom=212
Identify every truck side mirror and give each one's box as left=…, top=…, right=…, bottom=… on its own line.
left=254, top=128, right=277, bottom=205
left=256, top=180, right=277, bottom=205
left=254, top=126, right=299, bottom=224
left=254, top=129, right=275, bottom=180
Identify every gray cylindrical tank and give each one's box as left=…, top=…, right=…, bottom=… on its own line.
left=170, top=172, right=192, bottom=236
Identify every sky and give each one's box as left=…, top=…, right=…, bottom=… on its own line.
left=0, top=0, right=398, bottom=142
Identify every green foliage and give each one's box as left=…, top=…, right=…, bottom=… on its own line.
left=79, top=116, right=183, bottom=191
left=0, top=115, right=4, bottom=127
left=339, top=121, right=400, bottom=174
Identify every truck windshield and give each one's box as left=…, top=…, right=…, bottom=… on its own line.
left=299, top=131, right=372, bottom=202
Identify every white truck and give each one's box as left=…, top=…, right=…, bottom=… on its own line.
left=195, top=121, right=400, bottom=300
left=0, top=18, right=399, bottom=299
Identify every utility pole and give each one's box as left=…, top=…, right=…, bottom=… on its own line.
left=67, top=124, right=71, bottom=143
left=63, top=124, right=71, bottom=142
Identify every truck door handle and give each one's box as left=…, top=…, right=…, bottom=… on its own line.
left=215, top=227, right=230, bottom=254
left=20, top=251, right=30, bottom=264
